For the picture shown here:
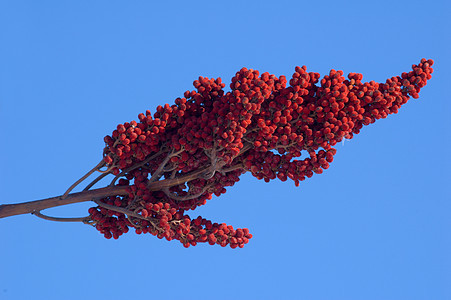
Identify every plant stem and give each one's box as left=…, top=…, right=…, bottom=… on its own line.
left=0, top=153, right=248, bottom=220
left=62, top=159, right=106, bottom=198
left=0, top=186, right=128, bottom=219
left=32, top=210, right=92, bottom=223
left=0, top=165, right=212, bottom=219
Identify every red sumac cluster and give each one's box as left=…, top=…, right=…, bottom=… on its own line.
left=89, top=59, right=434, bottom=248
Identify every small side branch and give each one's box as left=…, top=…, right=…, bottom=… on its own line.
left=62, top=159, right=107, bottom=198
left=146, top=165, right=211, bottom=190
left=94, top=200, right=149, bottom=222
left=221, top=163, right=245, bottom=174
left=32, top=210, right=91, bottom=223
left=83, top=172, right=110, bottom=191
left=163, top=184, right=212, bottom=202
left=148, top=148, right=184, bottom=183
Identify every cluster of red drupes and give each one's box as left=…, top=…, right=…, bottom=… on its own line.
left=89, top=59, right=433, bottom=248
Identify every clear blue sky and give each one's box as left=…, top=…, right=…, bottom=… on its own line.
left=1, top=1, right=450, bottom=299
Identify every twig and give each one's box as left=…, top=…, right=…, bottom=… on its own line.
left=83, top=172, right=110, bottom=191
left=32, top=210, right=91, bottom=223
left=94, top=200, right=155, bottom=226
left=163, top=184, right=212, bottom=202
left=221, top=163, right=245, bottom=173
left=169, top=168, right=178, bottom=179
left=238, top=142, right=253, bottom=155
left=202, top=142, right=221, bottom=179
left=148, top=148, right=184, bottom=184
left=94, top=200, right=139, bottom=217
left=62, top=159, right=106, bottom=199
left=147, top=165, right=211, bottom=190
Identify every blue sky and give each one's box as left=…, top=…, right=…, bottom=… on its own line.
left=1, top=1, right=450, bottom=299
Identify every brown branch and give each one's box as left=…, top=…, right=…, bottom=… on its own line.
left=94, top=200, right=160, bottom=230
left=0, top=164, right=213, bottom=219
left=94, top=199, right=143, bottom=218
left=32, top=210, right=92, bottom=223
left=163, top=184, right=213, bottom=202
left=148, top=148, right=184, bottom=183
left=146, top=166, right=211, bottom=190
left=0, top=186, right=129, bottom=219
left=221, top=163, right=245, bottom=173
left=0, top=147, right=253, bottom=220
left=62, top=159, right=106, bottom=198
left=83, top=172, right=110, bottom=191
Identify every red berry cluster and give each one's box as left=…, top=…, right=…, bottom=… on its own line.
left=89, top=59, right=433, bottom=248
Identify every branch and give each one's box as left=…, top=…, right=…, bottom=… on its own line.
left=94, top=199, right=143, bottom=218
left=221, top=163, right=245, bottom=173
left=163, top=184, right=213, bottom=202
left=84, top=172, right=110, bottom=191
left=0, top=186, right=128, bottom=219
left=62, top=159, right=106, bottom=198
left=148, top=148, right=184, bottom=183
left=32, top=210, right=92, bottom=223
left=146, top=165, right=212, bottom=190
left=0, top=164, right=216, bottom=219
